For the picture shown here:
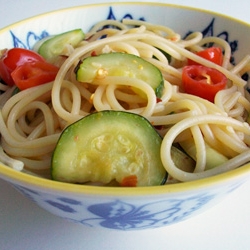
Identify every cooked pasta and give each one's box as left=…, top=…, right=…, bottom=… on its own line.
left=1, top=18, right=250, bottom=182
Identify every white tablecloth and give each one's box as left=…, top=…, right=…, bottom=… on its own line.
left=1, top=1, right=250, bottom=249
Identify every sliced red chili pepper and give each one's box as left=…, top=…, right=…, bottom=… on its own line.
left=156, top=97, right=162, bottom=103
left=182, top=65, right=227, bottom=102
left=0, top=48, right=45, bottom=86
left=91, top=51, right=97, bottom=56
left=120, top=175, right=138, bottom=187
left=188, top=47, right=223, bottom=66
left=11, top=61, right=59, bottom=90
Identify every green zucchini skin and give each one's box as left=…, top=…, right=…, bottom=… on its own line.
left=51, top=110, right=167, bottom=187
left=38, top=29, right=85, bottom=60
left=76, top=52, right=164, bottom=98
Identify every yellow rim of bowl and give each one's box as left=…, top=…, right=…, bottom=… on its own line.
left=1, top=162, right=250, bottom=196
left=1, top=2, right=250, bottom=196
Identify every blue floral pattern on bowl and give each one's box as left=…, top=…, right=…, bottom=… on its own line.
left=10, top=30, right=49, bottom=50
left=13, top=181, right=242, bottom=230
left=9, top=7, right=238, bottom=56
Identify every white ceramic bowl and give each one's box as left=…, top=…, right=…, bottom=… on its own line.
left=1, top=2, right=250, bottom=231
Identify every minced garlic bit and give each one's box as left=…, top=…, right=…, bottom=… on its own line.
left=96, top=68, right=108, bottom=79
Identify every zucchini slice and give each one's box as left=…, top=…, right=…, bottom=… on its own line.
left=180, top=138, right=228, bottom=170
left=51, top=110, right=167, bottom=187
left=166, top=146, right=195, bottom=183
left=38, top=29, right=85, bottom=60
left=76, top=52, right=164, bottom=97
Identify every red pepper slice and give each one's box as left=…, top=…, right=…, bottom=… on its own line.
left=11, top=61, right=59, bottom=90
left=0, top=48, right=45, bottom=86
left=120, top=175, right=138, bottom=187
left=188, top=47, right=223, bottom=66
left=182, top=65, right=227, bottom=102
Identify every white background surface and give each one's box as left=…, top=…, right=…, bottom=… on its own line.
left=0, top=1, right=250, bottom=250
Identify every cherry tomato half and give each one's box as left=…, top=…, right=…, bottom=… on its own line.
left=188, top=47, right=223, bottom=66
left=182, top=65, right=227, bottom=102
left=0, top=48, right=45, bottom=86
left=11, top=61, right=59, bottom=90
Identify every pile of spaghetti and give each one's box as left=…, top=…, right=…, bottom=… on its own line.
left=1, top=19, right=250, bottom=182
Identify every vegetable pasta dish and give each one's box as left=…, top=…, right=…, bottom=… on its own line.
left=0, top=19, right=250, bottom=187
